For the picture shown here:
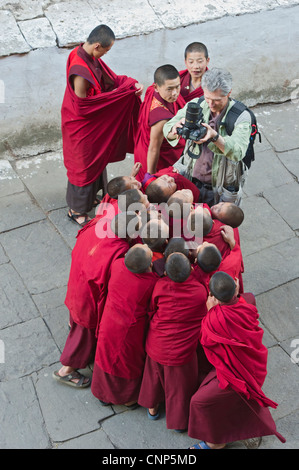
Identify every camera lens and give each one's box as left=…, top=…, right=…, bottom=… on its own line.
left=185, top=102, right=201, bottom=129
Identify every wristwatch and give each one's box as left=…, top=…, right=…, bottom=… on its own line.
left=211, top=132, right=219, bottom=142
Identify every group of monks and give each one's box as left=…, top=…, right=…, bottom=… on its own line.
left=57, top=25, right=286, bottom=449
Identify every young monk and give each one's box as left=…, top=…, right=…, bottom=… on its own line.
left=138, top=252, right=208, bottom=432
left=62, top=24, right=143, bottom=227
left=91, top=244, right=158, bottom=407
left=53, top=211, right=140, bottom=388
left=143, top=166, right=200, bottom=204
left=134, top=65, right=186, bottom=181
left=140, top=217, right=170, bottom=274
left=188, top=272, right=286, bottom=449
left=210, top=201, right=244, bottom=228
left=179, top=42, right=210, bottom=103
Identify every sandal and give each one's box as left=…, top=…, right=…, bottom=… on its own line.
left=147, top=408, right=160, bottom=420
left=67, top=210, right=90, bottom=227
left=189, top=441, right=212, bottom=450
left=92, top=196, right=102, bottom=207
left=52, top=370, right=91, bottom=388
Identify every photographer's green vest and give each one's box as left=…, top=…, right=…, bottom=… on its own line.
left=164, top=97, right=261, bottom=205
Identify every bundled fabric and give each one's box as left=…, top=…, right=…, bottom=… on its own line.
left=200, top=296, right=278, bottom=408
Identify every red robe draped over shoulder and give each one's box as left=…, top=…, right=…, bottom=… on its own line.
left=94, top=258, right=158, bottom=379
left=179, top=69, right=205, bottom=103
left=61, top=45, right=141, bottom=187
left=134, top=85, right=186, bottom=182
left=200, top=297, right=278, bottom=408
left=65, top=208, right=129, bottom=330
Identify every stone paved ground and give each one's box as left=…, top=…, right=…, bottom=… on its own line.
left=0, top=99, right=298, bottom=450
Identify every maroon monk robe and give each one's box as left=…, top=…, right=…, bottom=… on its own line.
left=91, top=258, right=158, bottom=404
left=179, top=69, right=205, bottom=103
left=64, top=211, right=129, bottom=330
left=138, top=269, right=207, bottom=430
left=188, top=296, right=286, bottom=444
left=61, top=45, right=141, bottom=187
left=203, top=218, right=244, bottom=292
left=134, top=86, right=186, bottom=182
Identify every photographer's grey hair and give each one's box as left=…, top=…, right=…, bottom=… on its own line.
left=201, top=68, right=232, bottom=96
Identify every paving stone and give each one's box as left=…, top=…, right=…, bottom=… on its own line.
left=0, top=220, right=71, bottom=294
left=15, top=153, right=67, bottom=212
left=263, top=181, right=299, bottom=231
left=242, top=237, right=299, bottom=295
left=0, top=191, right=45, bottom=233
left=0, top=0, right=45, bottom=21
left=278, top=149, right=299, bottom=180
left=256, top=279, right=299, bottom=342
left=243, top=148, right=294, bottom=197
left=255, top=102, right=299, bottom=152
left=0, top=376, right=50, bottom=449
left=0, top=263, right=39, bottom=329
left=149, top=0, right=227, bottom=29
left=33, top=286, right=70, bottom=352
left=88, top=0, right=163, bottom=38
left=55, top=429, right=115, bottom=449
left=238, top=195, right=294, bottom=257
left=263, top=345, right=299, bottom=421
left=261, top=410, right=299, bottom=449
left=101, top=406, right=194, bottom=449
left=18, top=17, right=57, bottom=49
left=0, top=160, right=25, bottom=198
left=48, top=208, right=81, bottom=250
left=0, top=317, right=60, bottom=381
left=0, top=242, right=8, bottom=265
left=0, top=10, right=31, bottom=57
left=35, top=364, right=114, bottom=442
left=44, top=0, right=102, bottom=47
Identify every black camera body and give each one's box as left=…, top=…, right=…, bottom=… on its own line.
left=177, top=102, right=207, bottom=141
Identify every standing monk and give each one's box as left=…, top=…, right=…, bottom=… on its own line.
left=179, top=42, right=210, bottom=103
left=61, top=24, right=143, bottom=227
left=134, top=65, right=186, bottom=182
left=188, top=272, right=286, bottom=449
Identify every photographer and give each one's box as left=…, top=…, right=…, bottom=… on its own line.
left=163, top=68, right=252, bottom=207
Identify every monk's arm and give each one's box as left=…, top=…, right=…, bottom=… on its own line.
left=147, top=120, right=168, bottom=174
left=72, top=75, right=90, bottom=98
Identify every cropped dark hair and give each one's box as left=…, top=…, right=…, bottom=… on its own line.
left=184, top=42, right=209, bottom=59
left=87, top=24, right=115, bottom=47
left=154, top=64, right=179, bottom=87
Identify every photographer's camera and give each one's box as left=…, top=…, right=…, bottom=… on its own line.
left=177, top=102, right=207, bottom=141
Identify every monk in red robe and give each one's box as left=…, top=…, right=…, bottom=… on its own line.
left=61, top=24, right=143, bottom=227
left=91, top=244, right=158, bottom=406
left=179, top=42, right=210, bottom=103
left=188, top=272, right=286, bottom=449
left=143, top=166, right=200, bottom=204
left=138, top=252, right=208, bottom=431
left=53, top=211, right=140, bottom=388
left=134, top=65, right=186, bottom=182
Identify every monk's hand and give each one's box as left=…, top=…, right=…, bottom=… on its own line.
left=220, top=225, right=236, bottom=249
left=167, top=118, right=185, bottom=140
left=135, top=82, right=144, bottom=96
left=131, top=162, right=142, bottom=177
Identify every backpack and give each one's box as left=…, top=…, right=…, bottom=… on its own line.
left=198, top=97, right=262, bottom=169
